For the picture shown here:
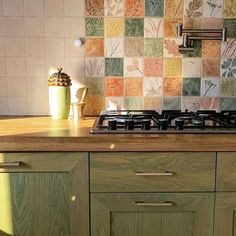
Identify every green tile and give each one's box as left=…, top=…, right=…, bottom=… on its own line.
left=220, top=97, right=236, bottom=110
left=183, top=40, right=202, bottom=58
left=125, top=97, right=143, bottom=109
left=125, top=18, right=144, bottom=37
left=145, top=38, right=163, bottom=57
left=145, top=0, right=164, bottom=17
left=224, top=19, right=236, bottom=38
left=220, top=78, right=236, bottom=96
left=85, top=77, right=104, bottom=96
left=85, top=17, right=104, bottom=36
left=163, top=96, right=181, bottom=110
left=221, top=59, right=236, bottom=78
left=182, top=78, right=201, bottom=96
left=105, top=58, right=123, bottom=76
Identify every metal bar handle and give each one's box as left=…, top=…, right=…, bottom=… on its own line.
left=135, top=171, right=173, bottom=176
left=135, top=201, right=174, bottom=207
left=0, top=161, right=23, bottom=168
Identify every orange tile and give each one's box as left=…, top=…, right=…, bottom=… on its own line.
left=202, top=41, right=221, bottom=58
left=83, top=96, right=105, bottom=115
left=164, top=18, right=182, bottom=37
left=125, top=0, right=144, bottom=17
left=201, top=97, right=219, bottom=110
left=164, top=58, right=182, bottom=77
left=144, top=58, right=163, bottom=76
left=125, top=78, right=143, bottom=96
left=163, top=77, right=182, bottom=96
left=144, top=96, right=162, bottom=111
left=85, top=0, right=104, bottom=16
left=105, top=77, right=124, bottom=96
left=165, top=0, right=183, bottom=18
left=85, top=38, right=104, bottom=57
left=203, top=59, right=220, bottom=77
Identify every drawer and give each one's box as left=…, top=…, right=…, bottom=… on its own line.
left=90, top=152, right=216, bottom=192
left=216, top=152, right=236, bottom=191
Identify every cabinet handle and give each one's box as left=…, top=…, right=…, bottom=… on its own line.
left=135, top=171, right=173, bottom=176
left=135, top=201, right=174, bottom=207
left=0, top=161, right=23, bottom=168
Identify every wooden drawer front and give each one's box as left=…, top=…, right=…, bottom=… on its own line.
left=217, top=152, right=236, bottom=191
left=90, top=152, right=216, bottom=192
left=0, top=152, right=87, bottom=172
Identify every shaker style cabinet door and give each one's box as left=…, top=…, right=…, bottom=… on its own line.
left=0, top=152, right=89, bottom=236
left=91, top=192, right=214, bottom=236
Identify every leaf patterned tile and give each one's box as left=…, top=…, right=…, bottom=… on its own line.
left=83, top=96, right=105, bottom=115
left=105, top=0, right=124, bottom=17
left=182, top=77, right=201, bottom=96
left=85, top=38, right=104, bottom=57
left=124, top=38, right=144, bottom=57
left=105, top=97, right=125, bottom=110
left=164, top=18, right=183, bottom=37
left=182, top=58, right=202, bottom=77
left=85, top=17, right=104, bottom=36
left=202, top=58, right=220, bottom=77
left=203, top=0, right=223, bottom=18
left=143, top=77, right=163, bottom=96
left=144, top=96, right=163, bottom=111
left=105, top=18, right=124, bottom=37
left=220, top=78, right=236, bottom=96
left=201, top=77, right=220, bottom=97
left=163, top=58, right=182, bottom=77
left=125, top=77, right=143, bottom=96
left=125, top=96, right=143, bottom=109
left=105, top=38, right=123, bottom=57
left=202, top=41, right=221, bottom=58
left=125, top=18, right=144, bottom=37
left=85, top=0, right=104, bottom=16
left=163, top=96, right=181, bottom=110
left=221, top=39, right=236, bottom=58
left=124, top=57, right=143, bottom=77
left=145, top=0, right=164, bottom=17
left=223, top=19, right=236, bottom=38
left=85, top=58, right=105, bottom=77
left=144, top=18, right=163, bottom=38
left=105, top=58, right=123, bottom=76
left=125, top=0, right=144, bottom=17
left=221, top=59, right=236, bottom=78
left=85, top=77, right=104, bottom=96
left=163, top=77, right=182, bottom=96
left=182, top=97, right=201, bottom=111
left=220, top=97, right=236, bottom=110
left=144, top=58, right=163, bottom=76
left=105, top=77, right=124, bottom=96
left=200, top=97, right=219, bottom=110
left=224, top=0, right=236, bottom=18
left=164, top=0, right=183, bottom=18
left=144, top=38, right=163, bottom=57
left=163, top=38, right=182, bottom=57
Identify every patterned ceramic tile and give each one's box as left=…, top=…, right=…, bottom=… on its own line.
left=124, top=38, right=144, bottom=57
left=164, top=18, right=183, bottom=37
left=84, top=96, right=105, bottom=115
left=201, top=77, right=220, bottom=97
left=203, top=0, right=223, bottom=17
left=144, top=38, right=163, bottom=57
left=163, top=96, right=181, bottom=110
left=220, top=78, right=236, bottom=96
left=125, top=96, right=143, bottom=109
left=224, top=0, right=236, bottom=18
left=145, top=0, right=164, bottom=17
left=224, top=19, right=236, bottom=38
left=143, top=77, right=163, bottom=96
left=85, top=0, right=104, bottom=16
left=163, top=77, right=182, bottom=96
left=144, top=58, right=163, bottom=76
left=144, top=18, right=163, bottom=38
left=200, top=97, right=219, bottom=110
left=125, top=18, right=144, bottom=36
left=221, top=59, right=236, bottom=78
left=182, top=77, right=201, bottom=96
left=105, top=0, right=124, bottom=17
left=85, top=38, right=104, bottom=57
left=124, top=57, right=143, bottom=77
left=125, top=77, right=143, bottom=96
left=163, top=58, right=182, bottom=77
left=202, top=41, right=221, bottom=58
left=105, top=77, right=124, bottom=96
left=105, top=18, right=124, bottom=37
left=165, top=0, right=183, bottom=18
left=105, top=38, right=124, bottom=57
left=105, top=58, right=123, bottom=76
left=85, top=77, right=104, bottom=96
left=163, top=38, right=182, bottom=57
left=202, top=58, right=220, bottom=77
left=125, top=0, right=144, bottom=17
left=105, top=97, right=125, bottom=110
left=144, top=96, right=163, bottom=111
left=221, top=39, right=236, bottom=58
left=220, top=97, right=236, bottom=110
left=182, top=97, right=201, bottom=111
left=183, top=40, right=202, bottom=57
left=202, top=17, right=223, bottom=28
left=85, top=58, right=105, bottom=77
left=182, top=58, right=202, bottom=77
left=85, top=17, right=104, bottom=36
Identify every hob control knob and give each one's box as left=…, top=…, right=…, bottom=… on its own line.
left=142, top=119, right=151, bottom=130
left=158, top=119, right=168, bottom=130
left=175, top=119, right=184, bottom=130
left=125, top=119, right=134, bottom=130
left=108, top=119, right=117, bottom=130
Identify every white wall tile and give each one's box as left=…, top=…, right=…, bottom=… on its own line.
left=25, top=17, right=44, bottom=37
left=0, top=17, right=5, bottom=36
left=65, top=17, right=85, bottom=37
left=7, top=76, right=27, bottom=96
left=45, top=38, right=65, bottom=57
left=45, top=0, right=64, bottom=16
left=6, top=57, right=26, bottom=76
left=46, top=58, right=65, bottom=77
left=26, top=58, right=45, bottom=76
left=27, top=76, right=47, bottom=97
left=24, top=0, right=44, bottom=16
left=8, top=96, right=27, bottom=115
left=5, top=17, right=25, bottom=36
left=0, top=38, right=5, bottom=56
left=65, top=58, right=84, bottom=77
left=0, top=97, right=8, bottom=114
left=0, top=0, right=3, bottom=16
left=28, top=97, right=48, bottom=115
left=3, top=0, right=24, bottom=16
left=65, top=37, right=84, bottom=58
left=0, top=57, right=6, bottom=76
left=65, top=0, right=84, bottom=16
left=26, top=37, right=45, bottom=58
left=0, top=77, right=7, bottom=96
left=6, top=37, right=25, bottom=56
left=45, top=17, right=65, bottom=37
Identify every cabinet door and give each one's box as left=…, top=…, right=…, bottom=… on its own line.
left=215, top=193, right=236, bottom=236
left=0, top=152, right=89, bottom=236
left=91, top=193, right=214, bottom=236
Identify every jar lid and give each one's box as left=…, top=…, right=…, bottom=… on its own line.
left=50, top=68, right=70, bottom=79
left=49, top=68, right=72, bottom=86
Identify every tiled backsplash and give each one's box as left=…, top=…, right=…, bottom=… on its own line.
left=0, top=0, right=235, bottom=115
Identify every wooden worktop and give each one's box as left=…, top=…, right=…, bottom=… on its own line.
left=0, top=116, right=235, bottom=152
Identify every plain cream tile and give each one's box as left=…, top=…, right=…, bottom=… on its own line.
left=3, top=0, right=24, bottom=16
left=0, top=17, right=5, bottom=36
left=7, top=76, right=27, bottom=96
left=5, top=17, right=24, bottom=36
left=24, top=0, right=44, bottom=16
left=26, top=58, right=45, bottom=76
left=6, top=37, right=25, bottom=56
left=65, top=58, right=84, bottom=77
left=26, top=37, right=45, bottom=58
left=45, top=17, right=65, bottom=37
left=65, top=17, right=85, bottom=37
left=46, top=58, right=65, bottom=77
left=0, top=97, right=8, bottom=114
left=8, top=96, right=28, bottom=115
left=0, top=0, right=3, bottom=15
left=27, top=76, right=47, bottom=97
left=6, top=57, right=26, bottom=76
left=0, top=38, right=5, bottom=56
left=65, top=37, right=84, bottom=58
left=45, top=37, right=65, bottom=57
left=28, top=97, right=48, bottom=115
left=182, top=58, right=202, bottom=78
left=0, top=77, right=7, bottom=96
left=0, top=57, right=6, bottom=76
left=25, top=17, right=44, bottom=37
left=45, top=0, right=64, bottom=16
left=65, top=0, right=84, bottom=16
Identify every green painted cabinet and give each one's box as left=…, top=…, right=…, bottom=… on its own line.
left=0, top=152, right=89, bottom=236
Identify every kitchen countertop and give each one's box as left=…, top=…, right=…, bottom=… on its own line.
left=0, top=116, right=235, bottom=152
